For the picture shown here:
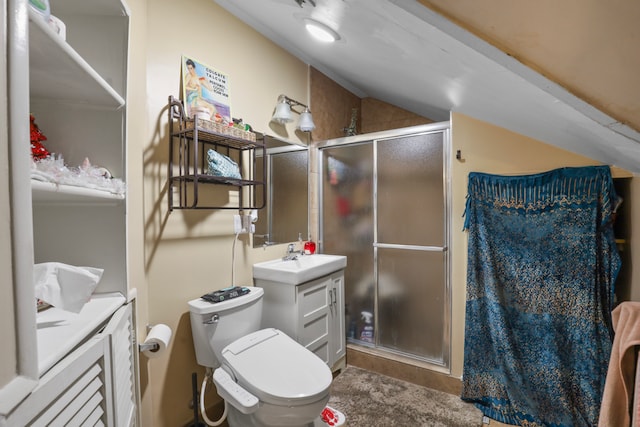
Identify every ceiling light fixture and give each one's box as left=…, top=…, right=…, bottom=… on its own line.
left=294, top=0, right=316, bottom=7
left=270, top=94, right=316, bottom=132
left=304, top=19, right=340, bottom=43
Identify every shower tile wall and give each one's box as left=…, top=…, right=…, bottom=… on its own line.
left=309, top=67, right=433, bottom=141
left=310, top=67, right=361, bottom=141
left=360, top=97, right=434, bottom=133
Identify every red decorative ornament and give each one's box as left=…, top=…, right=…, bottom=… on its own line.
left=30, top=114, right=50, bottom=160
left=304, top=240, right=316, bottom=255
left=321, top=407, right=338, bottom=426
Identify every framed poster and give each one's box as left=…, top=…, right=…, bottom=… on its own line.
left=181, top=55, right=231, bottom=123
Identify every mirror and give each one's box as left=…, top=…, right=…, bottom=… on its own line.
left=253, top=135, right=308, bottom=247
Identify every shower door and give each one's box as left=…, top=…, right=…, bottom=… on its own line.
left=320, top=125, right=450, bottom=367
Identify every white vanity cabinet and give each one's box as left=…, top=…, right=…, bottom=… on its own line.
left=258, top=270, right=346, bottom=372
left=1, top=303, right=136, bottom=427
left=1, top=0, right=135, bottom=424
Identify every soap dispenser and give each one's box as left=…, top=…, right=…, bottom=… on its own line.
left=304, top=235, right=316, bottom=255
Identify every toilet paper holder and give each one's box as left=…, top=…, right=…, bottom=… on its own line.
left=138, top=341, right=159, bottom=353
left=138, top=323, right=165, bottom=353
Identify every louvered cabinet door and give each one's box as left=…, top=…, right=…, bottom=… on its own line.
left=100, top=304, right=136, bottom=427
left=5, top=303, right=137, bottom=427
left=7, top=337, right=110, bottom=427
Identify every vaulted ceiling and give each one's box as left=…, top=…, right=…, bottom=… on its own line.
left=422, top=0, right=640, bottom=133
left=215, top=0, right=640, bottom=173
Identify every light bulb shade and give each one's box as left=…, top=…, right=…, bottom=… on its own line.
left=304, top=19, right=340, bottom=43
left=297, top=110, right=316, bottom=132
left=271, top=101, right=293, bottom=124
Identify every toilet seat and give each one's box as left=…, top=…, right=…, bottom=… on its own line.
left=221, top=328, right=332, bottom=406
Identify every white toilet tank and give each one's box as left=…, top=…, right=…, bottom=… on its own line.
left=188, top=287, right=264, bottom=368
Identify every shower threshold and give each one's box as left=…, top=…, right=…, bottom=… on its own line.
left=345, top=344, right=460, bottom=395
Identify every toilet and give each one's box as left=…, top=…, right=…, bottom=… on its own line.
left=188, top=286, right=333, bottom=427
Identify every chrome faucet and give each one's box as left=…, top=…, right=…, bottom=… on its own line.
left=283, top=243, right=303, bottom=261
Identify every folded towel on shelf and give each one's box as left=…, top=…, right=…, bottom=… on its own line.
left=206, top=149, right=241, bottom=180
left=599, top=302, right=640, bottom=427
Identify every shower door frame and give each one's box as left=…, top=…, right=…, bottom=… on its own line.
left=317, top=122, right=452, bottom=371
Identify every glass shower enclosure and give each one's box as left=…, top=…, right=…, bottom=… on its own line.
left=319, top=123, right=451, bottom=369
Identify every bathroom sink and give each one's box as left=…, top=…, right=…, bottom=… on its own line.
left=253, top=254, right=347, bottom=285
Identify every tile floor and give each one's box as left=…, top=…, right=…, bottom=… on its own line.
left=327, top=365, right=483, bottom=426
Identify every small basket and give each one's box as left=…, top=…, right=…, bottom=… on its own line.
left=186, top=118, right=256, bottom=142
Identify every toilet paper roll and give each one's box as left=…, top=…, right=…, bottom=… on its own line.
left=142, top=324, right=172, bottom=359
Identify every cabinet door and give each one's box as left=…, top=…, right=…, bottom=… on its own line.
left=3, top=337, right=110, bottom=427
left=100, top=304, right=136, bottom=427
left=329, top=273, right=346, bottom=365
left=296, top=278, right=331, bottom=364
left=1, top=304, right=136, bottom=427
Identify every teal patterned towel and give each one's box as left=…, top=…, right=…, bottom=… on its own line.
left=207, top=149, right=241, bottom=179
left=461, top=166, right=621, bottom=426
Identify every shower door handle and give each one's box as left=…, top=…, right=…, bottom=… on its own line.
left=374, top=242, right=446, bottom=252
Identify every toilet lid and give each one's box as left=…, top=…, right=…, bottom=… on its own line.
left=221, top=328, right=332, bottom=405
left=188, top=286, right=263, bottom=314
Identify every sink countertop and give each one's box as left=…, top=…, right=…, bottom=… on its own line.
left=253, top=254, right=347, bottom=285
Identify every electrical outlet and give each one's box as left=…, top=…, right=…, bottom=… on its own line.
left=242, top=215, right=252, bottom=233
left=233, top=214, right=243, bottom=234
left=234, top=214, right=255, bottom=234
left=249, top=209, right=258, bottom=223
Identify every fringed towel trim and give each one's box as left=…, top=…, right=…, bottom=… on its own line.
left=463, top=166, right=619, bottom=230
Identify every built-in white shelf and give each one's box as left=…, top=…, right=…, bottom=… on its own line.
left=31, top=180, right=125, bottom=204
left=28, top=10, right=124, bottom=108
left=53, top=0, right=130, bottom=16
left=36, top=292, right=126, bottom=375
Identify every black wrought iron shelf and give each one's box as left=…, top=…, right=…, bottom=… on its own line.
left=167, top=95, right=266, bottom=211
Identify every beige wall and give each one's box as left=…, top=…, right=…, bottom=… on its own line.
left=140, top=1, right=310, bottom=425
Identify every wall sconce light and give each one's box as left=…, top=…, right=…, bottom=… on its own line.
left=297, top=107, right=316, bottom=132
left=270, top=94, right=316, bottom=132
